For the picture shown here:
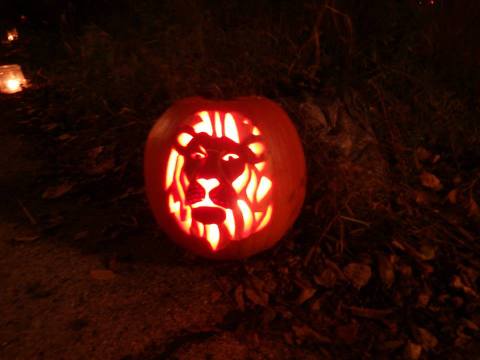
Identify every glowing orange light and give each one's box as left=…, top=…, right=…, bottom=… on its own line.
left=177, top=132, right=193, bottom=147
left=257, top=205, right=272, bottom=231
left=165, top=149, right=179, bottom=189
left=246, top=172, right=257, bottom=203
left=183, top=206, right=192, bottom=233
left=194, top=111, right=213, bottom=135
left=238, top=200, right=254, bottom=235
left=232, top=166, right=250, bottom=193
left=206, top=224, right=220, bottom=250
left=256, top=176, right=272, bottom=202
left=197, top=178, right=220, bottom=195
left=181, top=173, right=190, bottom=188
left=174, top=155, right=185, bottom=202
left=224, top=209, right=236, bottom=238
left=168, top=194, right=180, bottom=213
left=255, top=161, right=266, bottom=172
left=224, top=113, right=240, bottom=143
left=214, top=111, right=222, bottom=137
left=164, top=110, right=274, bottom=251
left=248, top=142, right=265, bottom=155
left=6, top=79, right=20, bottom=92
left=196, top=222, right=205, bottom=238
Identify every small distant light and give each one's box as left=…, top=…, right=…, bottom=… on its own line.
left=0, top=64, right=28, bottom=94
left=4, top=28, right=19, bottom=43
left=6, top=79, right=21, bottom=92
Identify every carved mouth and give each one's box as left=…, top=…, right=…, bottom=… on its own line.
left=192, top=206, right=226, bottom=224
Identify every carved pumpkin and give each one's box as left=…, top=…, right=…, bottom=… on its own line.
left=145, top=97, right=306, bottom=259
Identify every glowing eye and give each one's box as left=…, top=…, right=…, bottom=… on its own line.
left=222, top=153, right=239, bottom=161
left=191, top=152, right=206, bottom=160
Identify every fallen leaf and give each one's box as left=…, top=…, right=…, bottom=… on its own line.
left=57, top=133, right=74, bottom=141
left=13, top=231, right=40, bottom=242
left=414, top=190, right=431, bottom=205
left=404, top=341, right=422, bottom=360
left=12, top=225, right=40, bottom=242
left=393, top=238, right=435, bottom=261
left=90, top=269, right=115, bottom=280
left=283, top=332, right=294, bottom=345
left=245, top=287, right=268, bottom=306
left=447, top=189, right=458, bottom=204
left=42, top=123, right=59, bottom=131
left=325, top=259, right=346, bottom=280
left=420, top=171, right=442, bottom=191
left=416, top=290, right=432, bottom=308
left=377, top=254, right=395, bottom=288
left=292, top=324, right=331, bottom=344
left=314, top=268, right=337, bottom=288
left=468, top=198, right=480, bottom=218
left=300, top=100, right=328, bottom=129
left=73, top=231, right=89, bottom=241
left=378, top=340, right=404, bottom=351
left=296, top=286, right=316, bottom=305
left=42, top=215, right=64, bottom=230
left=463, top=319, right=480, bottom=332
left=454, top=329, right=472, bottom=347
left=87, top=158, right=115, bottom=175
left=344, top=263, right=372, bottom=289
left=418, top=241, right=436, bottom=261
left=42, top=183, right=74, bottom=199
left=451, top=275, right=478, bottom=297
left=87, top=146, right=104, bottom=160
left=416, top=147, right=432, bottom=162
left=414, top=327, right=438, bottom=350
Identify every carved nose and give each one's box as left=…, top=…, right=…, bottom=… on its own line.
left=197, top=178, right=220, bottom=193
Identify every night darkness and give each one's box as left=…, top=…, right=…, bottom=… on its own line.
left=1, top=1, right=480, bottom=359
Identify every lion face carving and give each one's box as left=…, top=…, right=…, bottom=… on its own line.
left=164, top=111, right=273, bottom=251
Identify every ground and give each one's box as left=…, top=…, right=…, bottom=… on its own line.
left=1, top=1, right=480, bottom=359
left=0, top=98, right=253, bottom=359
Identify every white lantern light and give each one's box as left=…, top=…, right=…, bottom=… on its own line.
left=0, top=65, right=28, bottom=94
left=4, top=28, right=19, bottom=43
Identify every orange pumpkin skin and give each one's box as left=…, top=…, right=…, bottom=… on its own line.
left=145, top=97, right=306, bottom=260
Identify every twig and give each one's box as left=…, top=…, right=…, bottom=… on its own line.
left=339, top=215, right=370, bottom=227
left=17, top=199, right=37, bottom=225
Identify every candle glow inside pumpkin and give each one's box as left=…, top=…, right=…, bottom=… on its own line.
left=164, top=111, right=273, bottom=251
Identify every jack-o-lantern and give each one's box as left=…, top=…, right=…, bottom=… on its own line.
left=145, top=97, right=306, bottom=259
